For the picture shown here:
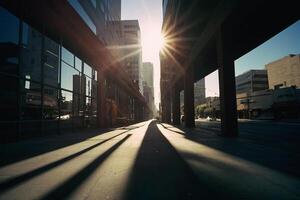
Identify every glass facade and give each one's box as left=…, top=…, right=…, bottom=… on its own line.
left=0, top=5, right=98, bottom=142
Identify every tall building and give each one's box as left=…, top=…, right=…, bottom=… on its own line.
left=69, top=0, right=122, bottom=44
left=120, top=20, right=143, bottom=93
left=235, top=69, right=269, bottom=94
left=105, top=20, right=142, bottom=92
left=180, top=79, right=205, bottom=106
left=142, top=62, right=154, bottom=88
left=142, top=62, right=155, bottom=115
left=194, top=79, right=205, bottom=105
left=266, top=54, right=300, bottom=89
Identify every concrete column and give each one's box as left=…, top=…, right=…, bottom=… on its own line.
left=172, top=83, right=180, bottom=125
left=217, top=29, right=238, bottom=137
left=161, top=82, right=171, bottom=123
left=184, top=67, right=195, bottom=128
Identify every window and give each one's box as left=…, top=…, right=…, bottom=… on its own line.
left=61, top=62, right=80, bottom=91
left=43, top=86, right=59, bottom=120
left=86, top=76, right=92, bottom=96
left=60, top=90, right=73, bottom=130
left=62, top=46, right=74, bottom=66
left=20, top=27, right=42, bottom=82
left=75, top=56, right=82, bottom=71
left=20, top=81, right=42, bottom=120
left=44, top=47, right=59, bottom=86
left=0, top=75, right=19, bottom=120
left=0, top=6, right=19, bottom=45
left=0, top=6, right=20, bottom=75
left=84, top=63, right=92, bottom=77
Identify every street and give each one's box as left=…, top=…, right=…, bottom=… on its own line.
left=0, top=120, right=300, bottom=199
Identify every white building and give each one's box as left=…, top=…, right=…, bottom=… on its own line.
left=235, top=69, right=269, bottom=94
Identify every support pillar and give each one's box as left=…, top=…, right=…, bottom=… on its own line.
left=217, top=29, right=238, bottom=137
left=172, top=82, right=180, bottom=125
left=184, top=67, right=195, bottom=128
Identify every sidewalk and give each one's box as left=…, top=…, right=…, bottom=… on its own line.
left=1, top=120, right=299, bottom=199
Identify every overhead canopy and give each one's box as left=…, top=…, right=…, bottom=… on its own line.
left=162, top=0, right=299, bottom=90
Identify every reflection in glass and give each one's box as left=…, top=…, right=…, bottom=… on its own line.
left=61, top=90, right=73, bottom=130
left=73, top=93, right=83, bottom=129
left=20, top=26, right=42, bottom=82
left=0, top=6, right=19, bottom=44
left=62, top=46, right=74, bottom=66
left=0, top=75, right=19, bottom=121
left=44, top=37, right=59, bottom=86
left=92, top=79, right=97, bottom=99
left=0, top=6, right=20, bottom=75
left=43, top=86, right=58, bottom=119
left=75, top=56, right=82, bottom=71
left=86, top=76, right=92, bottom=97
left=61, top=62, right=80, bottom=91
left=84, top=63, right=92, bottom=77
left=21, top=81, right=41, bottom=120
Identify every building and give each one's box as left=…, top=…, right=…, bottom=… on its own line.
left=142, top=62, right=155, bottom=114
left=105, top=20, right=143, bottom=93
left=180, top=79, right=205, bottom=106
left=236, top=90, right=273, bottom=119
left=194, top=79, right=205, bottom=105
left=0, top=1, right=148, bottom=143
left=235, top=69, right=269, bottom=94
left=266, top=54, right=300, bottom=89
left=120, top=20, right=143, bottom=93
left=69, top=0, right=121, bottom=44
left=142, top=62, right=154, bottom=89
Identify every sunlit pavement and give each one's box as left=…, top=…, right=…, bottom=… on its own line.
left=1, top=120, right=300, bottom=200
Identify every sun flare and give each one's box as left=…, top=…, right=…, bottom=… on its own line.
left=158, top=33, right=166, bottom=50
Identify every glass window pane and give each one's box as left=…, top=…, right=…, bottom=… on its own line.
left=94, top=70, right=98, bottom=81
left=73, top=92, right=83, bottom=129
left=75, top=56, right=82, bottom=71
left=20, top=27, right=42, bottom=82
left=0, top=6, right=19, bottom=44
left=61, top=90, right=73, bottom=130
left=86, top=76, right=92, bottom=97
left=20, top=81, right=42, bottom=120
left=0, top=7, right=20, bottom=75
left=0, top=74, right=19, bottom=121
left=43, top=86, right=59, bottom=120
left=84, top=63, right=92, bottom=77
left=62, top=46, right=74, bottom=66
left=92, top=79, right=97, bottom=99
left=61, top=62, right=80, bottom=91
left=44, top=37, right=59, bottom=86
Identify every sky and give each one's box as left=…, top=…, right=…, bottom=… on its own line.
left=121, top=0, right=162, bottom=109
left=205, top=20, right=300, bottom=97
left=122, top=1, right=300, bottom=102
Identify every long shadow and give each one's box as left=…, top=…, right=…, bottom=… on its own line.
left=161, top=122, right=300, bottom=178
left=0, top=123, right=145, bottom=168
left=0, top=130, right=130, bottom=193
left=124, top=121, right=221, bottom=200
left=40, top=134, right=132, bottom=200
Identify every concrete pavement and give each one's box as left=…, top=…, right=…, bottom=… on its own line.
left=1, top=120, right=300, bottom=199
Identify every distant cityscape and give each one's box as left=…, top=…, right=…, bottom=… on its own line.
left=195, top=54, right=300, bottom=120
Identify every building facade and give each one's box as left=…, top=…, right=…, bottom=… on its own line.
left=194, top=79, right=205, bottom=105
left=0, top=1, right=148, bottom=143
left=180, top=79, right=205, bottom=106
left=266, top=54, right=300, bottom=89
left=235, top=69, right=269, bottom=94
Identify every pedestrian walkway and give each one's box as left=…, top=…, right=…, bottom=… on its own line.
left=0, top=120, right=299, bottom=199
